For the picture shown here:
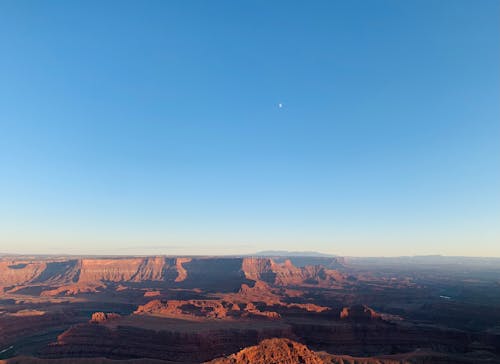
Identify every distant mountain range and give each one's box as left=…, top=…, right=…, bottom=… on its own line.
left=252, top=250, right=337, bottom=257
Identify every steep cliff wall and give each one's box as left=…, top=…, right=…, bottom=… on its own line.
left=0, top=256, right=346, bottom=294
left=0, top=257, right=188, bottom=290
left=42, top=322, right=294, bottom=362
left=0, top=261, right=48, bottom=288
left=241, top=258, right=345, bottom=286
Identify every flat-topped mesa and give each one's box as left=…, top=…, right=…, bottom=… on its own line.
left=0, top=257, right=191, bottom=287
left=134, top=299, right=281, bottom=320
left=0, top=259, right=81, bottom=288
left=90, top=312, right=121, bottom=323
left=78, top=258, right=144, bottom=282
left=340, top=305, right=380, bottom=321
left=0, top=261, right=47, bottom=289
left=241, top=257, right=276, bottom=282
left=0, top=256, right=347, bottom=296
left=77, top=257, right=186, bottom=283
left=241, top=257, right=345, bottom=286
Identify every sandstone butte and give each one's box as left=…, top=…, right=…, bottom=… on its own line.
left=89, top=312, right=121, bottom=323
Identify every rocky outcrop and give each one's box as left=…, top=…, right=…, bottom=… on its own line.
left=0, top=257, right=189, bottom=290
left=242, top=258, right=276, bottom=282
left=225, top=281, right=329, bottom=314
left=205, top=338, right=324, bottom=364
left=5, top=349, right=497, bottom=364
left=134, top=278, right=329, bottom=322
left=241, top=258, right=345, bottom=287
left=89, top=312, right=121, bottom=323
left=205, top=338, right=499, bottom=364
left=2, top=255, right=499, bottom=364
left=340, top=305, right=380, bottom=320
left=77, top=258, right=180, bottom=283
left=134, top=299, right=280, bottom=320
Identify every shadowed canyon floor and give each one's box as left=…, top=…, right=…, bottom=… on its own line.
left=1, top=255, right=500, bottom=363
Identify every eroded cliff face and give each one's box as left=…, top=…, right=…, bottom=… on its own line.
left=89, top=312, right=121, bottom=323
left=0, top=261, right=48, bottom=288
left=77, top=257, right=183, bottom=283
left=2, top=256, right=499, bottom=363
left=241, top=258, right=346, bottom=286
left=42, top=321, right=294, bottom=362
left=0, top=256, right=347, bottom=295
left=135, top=298, right=281, bottom=320
left=0, top=257, right=196, bottom=293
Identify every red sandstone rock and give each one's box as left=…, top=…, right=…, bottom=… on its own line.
left=0, top=256, right=346, bottom=297
left=90, top=312, right=121, bottom=323
left=144, top=290, right=161, bottom=297
left=205, top=338, right=324, bottom=364
left=134, top=299, right=281, bottom=320
left=242, top=258, right=345, bottom=287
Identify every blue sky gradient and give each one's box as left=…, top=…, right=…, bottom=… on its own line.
left=1, top=0, right=499, bottom=256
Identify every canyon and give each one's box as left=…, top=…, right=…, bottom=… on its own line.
left=1, top=255, right=499, bottom=363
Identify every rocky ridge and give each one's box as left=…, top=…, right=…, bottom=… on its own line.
left=205, top=338, right=324, bottom=364
left=0, top=257, right=347, bottom=296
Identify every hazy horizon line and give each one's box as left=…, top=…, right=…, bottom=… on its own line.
left=1, top=251, right=500, bottom=259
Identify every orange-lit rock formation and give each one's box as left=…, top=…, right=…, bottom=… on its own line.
left=205, top=338, right=324, bottom=364
left=0, top=256, right=347, bottom=296
left=134, top=299, right=281, bottom=320
left=89, top=312, right=121, bottom=323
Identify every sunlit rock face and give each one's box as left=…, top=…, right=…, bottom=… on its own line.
left=89, top=312, right=121, bottom=323
left=0, top=256, right=348, bottom=296
left=205, top=338, right=325, bottom=364
left=2, top=255, right=500, bottom=363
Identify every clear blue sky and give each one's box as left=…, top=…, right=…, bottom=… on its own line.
left=1, top=0, right=499, bottom=256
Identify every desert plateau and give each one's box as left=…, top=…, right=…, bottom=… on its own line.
left=2, top=0, right=499, bottom=362
left=0, top=254, right=499, bottom=363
